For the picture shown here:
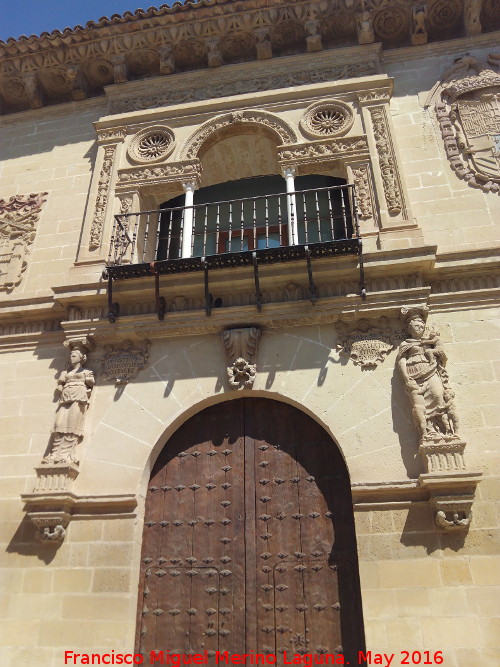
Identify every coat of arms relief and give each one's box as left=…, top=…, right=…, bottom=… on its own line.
left=0, top=192, right=47, bottom=291
left=431, top=54, right=500, bottom=194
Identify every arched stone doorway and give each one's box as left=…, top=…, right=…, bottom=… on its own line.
left=136, top=398, right=365, bottom=662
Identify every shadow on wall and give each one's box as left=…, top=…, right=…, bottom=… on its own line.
left=391, top=364, right=423, bottom=478
left=6, top=516, right=59, bottom=564
left=401, top=502, right=468, bottom=554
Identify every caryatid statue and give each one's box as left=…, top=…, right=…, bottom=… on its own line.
left=43, top=340, right=95, bottom=465
left=396, top=306, right=459, bottom=443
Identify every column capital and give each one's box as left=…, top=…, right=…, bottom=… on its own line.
left=282, top=167, right=296, bottom=179
left=182, top=181, right=197, bottom=193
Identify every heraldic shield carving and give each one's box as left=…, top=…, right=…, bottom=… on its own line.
left=434, top=55, right=500, bottom=194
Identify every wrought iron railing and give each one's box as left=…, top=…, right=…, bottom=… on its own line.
left=108, top=184, right=358, bottom=266
left=104, top=184, right=365, bottom=321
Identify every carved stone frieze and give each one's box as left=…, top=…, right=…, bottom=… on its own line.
left=299, top=99, right=354, bottom=139
left=181, top=110, right=297, bottom=160
left=411, top=4, right=428, bottom=46
left=0, top=192, right=47, bottom=291
left=89, top=145, right=116, bottom=249
left=433, top=56, right=500, bottom=194
left=357, top=87, right=392, bottom=104
left=396, top=306, right=460, bottom=448
left=117, top=159, right=202, bottom=188
left=337, top=317, right=394, bottom=369
left=368, top=106, right=404, bottom=214
left=427, top=0, right=462, bottom=31
left=101, top=339, right=151, bottom=384
left=108, top=59, right=379, bottom=115
left=222, top=327, right=261, bottom=390
left=96, top=126, right=127, bottom=143
left=278, top=136, right=369, bottom=167
left=42, top=339, right=95, bottom=467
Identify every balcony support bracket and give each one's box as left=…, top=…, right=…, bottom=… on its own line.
left=358, top=239, right=367, bottom=300
left=304, top=246, right=317, bottom=305
left=203, top=259, right=213, bottom=317
left=105, top=273, right=120, bottom=323
left=252, top=252, right=263, bottom=313
left=151, top=265, right=166, bottom=321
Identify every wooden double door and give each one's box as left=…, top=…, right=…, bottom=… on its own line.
left=136, top=398, right=365, bottom=661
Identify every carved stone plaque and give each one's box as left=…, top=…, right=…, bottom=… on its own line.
left=0, top=192, right=47, bottom=291
left=102, top=339, right=151, bottom=384
left=337, top=318, right=393, bottom=368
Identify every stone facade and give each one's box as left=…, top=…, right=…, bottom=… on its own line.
left=0, top=2, right=499, bottom=666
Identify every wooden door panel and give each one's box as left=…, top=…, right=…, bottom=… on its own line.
left=137, top=398, right=364, bottom=661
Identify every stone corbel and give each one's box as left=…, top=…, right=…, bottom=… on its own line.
left=420, top=471, right=482, bottom=531
left=66, top=65, right=88, bottom=101
left=207, top=38, right=223, bottom=68
left=222, top=327, right=261, bottom=390
left=159, top=45, right=175, bottom=75
left=256, top=28, right=272, bottom=60
left=27, top=510, right=71, bottom=543
left=22, top=492, right=137, bottom=544
left=411, top=4, right=428, bottom=46
left=111, top=55, right=128, bottom=84
left=22, top=73, right=44, bottom=109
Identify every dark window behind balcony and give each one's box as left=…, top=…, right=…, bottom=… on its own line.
left=156, top=174, right=352, bottom=260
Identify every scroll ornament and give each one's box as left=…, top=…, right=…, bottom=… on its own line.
left=222, top=327, right=261, bottom=390
left=42, top=339, right=95, bottom=466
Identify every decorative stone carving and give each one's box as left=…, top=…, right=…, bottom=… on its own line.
left=27, top=511, right=70, bottom=543
left=464, top=0, right=482, bottom=36
left=435, top=509, right=471, bottom=529
left=350, top=164, right=374, bottom=220
left=117, top=159, right=202, bottom=188
left=433, top=56, right=500, bottom=194
left=397, top=306, right=459, bottom=446
left=357, top=10, right=374, bottom=45
left=0, top=192, right=47, bottom=291
left=373, top=7, right=407, bottom=41
left=96, top=126, right=127, bottom=143
left=101, top=339, right=151, bottom=384
left=411, top=5, right=428, bottom=46
left=427, top=0, right=462, bottom=31
left=42, top=339, right=95, bottom=466
left=89, top=145, right=116, bottom=249
left=299, top=100, right=354, bottom=139
left=278, top=137, right=369, bottom=168
left=128, top=126, right=176, bottom=164
left=369, top=106, right=403, bottom=214
left=337, top=318, right=393, bottom=369
left=181, top=110, right=297, bottom=160
left=222, top=327, right=261, bottom=390
left=108, top=59, right=379, bottom=115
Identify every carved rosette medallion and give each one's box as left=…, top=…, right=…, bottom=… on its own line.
left=299, top=100, right=354, bottom=139
left=101, top=339, right=151, bottom=384
left=128, top=126, right=176, bottom=164
left=89, top=145, right=116, bottom=249
left=369, top=106, right=403, bottom=214
left=435, top=60, right=500, bottom=194
left=222, top=327, right=261, bottom=390
left=337, top=318, right=393, bottom=369
left=0, top=192, right=47, bottom=291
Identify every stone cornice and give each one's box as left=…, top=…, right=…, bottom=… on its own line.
left=1, top=0, right=496, bottom=115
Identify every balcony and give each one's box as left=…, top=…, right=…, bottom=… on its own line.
left=104, top=183, right=365, bottom=321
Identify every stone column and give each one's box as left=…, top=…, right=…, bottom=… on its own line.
left=283, top=167, right=298, bottom=245
left=181, top=182, right=196, bottom=258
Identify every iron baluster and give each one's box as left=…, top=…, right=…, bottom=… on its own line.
left=305, top=246, right=317, bottom=305
left=253, top=252, right=262, bottom=312
left=302, top=192, right=308, bottom=244
left=314, top=189, right=322, bottom=242
left=228, top=201, right=233, bottom=253
left=215, top=203, right=220, bottom=255
left=327, top=188, right=335, bottom=242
